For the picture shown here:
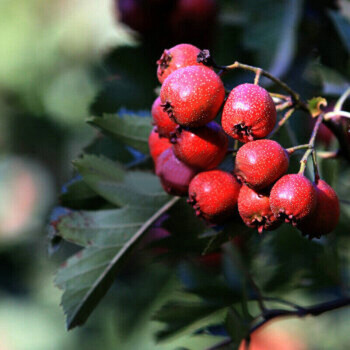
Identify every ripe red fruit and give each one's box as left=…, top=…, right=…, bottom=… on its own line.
left=148, top=127, right=172, bottom=163
left=222, top=84, right=277, bottom=142
left=172, top=121, right=228, bottom=170
left=298, top=180, right=340, bottom=238
left=157, top=44, right=204, bottom=84
left=188, top=170, right=241, bottom=223
left=270, top=174, right=317, bottom=226
left=156, top=148, right=197, bottom=196
left=151, top=97, right=178, bottom=138
left=160, top=65, right=225, bottom=127
left=238, top=185, right=281, bottom=234
left=234, top=140, right=289, bottom=191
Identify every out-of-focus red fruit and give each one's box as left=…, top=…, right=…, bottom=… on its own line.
left=298, top=179, right=340, bottom=238
left=222, top=84, right=277, bottom=143
left=151, top=97, right=178, bottom=138
left=270, top=174, right=317, bottom=226
left=238, top=185, right=281, bottom=234
left=148, top=127, right=172, bottom=163
left=156, top=44, right=204, bottom=84
left=188, top=170, right=241, bottom=223
left=160, top=65, right=225, bottom=127
left=140, top=227, right=171, bottom=255
left=197, top=251, right=222, bottom=271
left=234, top=140, right=289, bottom=191
left=170, top=0, right=218, bottom=48
left=172, top=121, right=228, bottom=170
left=239, top=325, right=306, bottom=350
left=156, top=148, right=197, bottom=196
left=117, top=0, right=150, bottom=33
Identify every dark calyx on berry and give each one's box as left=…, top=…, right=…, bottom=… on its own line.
left=157, top=50, right=172, bottom=76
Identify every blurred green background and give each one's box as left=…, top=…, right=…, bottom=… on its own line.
left=0, top=0, right=349, bottom=349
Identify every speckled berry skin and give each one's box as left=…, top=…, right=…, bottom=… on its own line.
left=234, top=140, right=289, bottom=191
left=188, top=170, right=241, bottom=223
left=151, top=97, right=178, bottom=138
left=156, top=44, right=204, bottom=84
left=172, top=121, right=228, bottom=170
left=148, top=127, right=172, bottom=163
left=238, top=185, right=281, bottom=234
left=156, top=148, right=197, bottom=196
left=298, top=180, right=340, bottom=238
left=160, top=65, right=225, bottom=128
left=222, top=84, right=277, bottom=142
left=270, top=174, right=317, bottom=226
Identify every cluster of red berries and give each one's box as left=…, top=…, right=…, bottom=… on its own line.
left=148, top=43, right=340, bottom=239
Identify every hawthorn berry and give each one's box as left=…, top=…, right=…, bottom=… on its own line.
left=298, top=180, right=340, bottom=238
left=148, top=127, right=172, bottom=163
left=160, top=65, right=225, bottom=127
left=156, top=148, right=197, bottom=196
left=234, top=139, right=289, bottom=191
left=238, top=185, right=281, bottom=234
left=151, top=96, right=178, bottom=138
left=188, top=170, right=241, bottom=223
left=156, top=43, right=204, bottom=84
left=222, top=83, right=277, bottom=142
left=172, top=121, right=228, bottom=170
left=270, top=174, right=317, bottom=226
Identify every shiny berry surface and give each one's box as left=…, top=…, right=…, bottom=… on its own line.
left=222, top=83, right=277, bottom=142
left=188, top=170, right=241, bottom=223
left=156, top=43, right=203, bottom=84
left=235, top=140, right=289, bottom=191
left=151, top=96, right=178, bottom=138
left=148, top=127, right=172, bottom=163
left=172, top=121, right=228, bottom=170
left=238, top=185, right=281, bottom=234
left=298, top=180, right=340, bottom=238
left=156, top=148, right=197, bottom=196
left=160, top=65, right=225, bottom=127
left=270, top=174, right=317, bottom=225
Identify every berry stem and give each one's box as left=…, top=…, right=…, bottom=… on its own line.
left=275, top=100, right=293, bottom=112
left=286, top=144, right=309, bottom=154
left=269, top=107, right=295, bottom=138
left=324, top=110, right=350, bottom=120
left=334, top=87, right=350, bottom=112
left=317, top=150, right=339, bottom=159
left=223, top=61, right=308, bottom=112
left=254, top=68, right=262, bottom=85
left=298, top=114, right=323, bottom=175
left=269, top=92, right=290, bottom=101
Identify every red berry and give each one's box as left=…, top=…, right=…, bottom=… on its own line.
left=188, top=170, right=241, bottom=223
left=238, top=185, right=281, bottom=234
left=160, top=65, right=225, bottom=127
left=156, top=148, right=197, bottom=196
left=148, top=127, right=172, bottom=163
left=172, top=121, right=228, bottom=170
left=298, top=180, right=340, bottom=238
left=234, top=140, right=289, bottom=191
left=222, top=84, right=277, bottom=142
left=156, top=44, right=204, bottom=84
left=270, top=174, right=317, bottom=226
left=151, top=97, right=178, bottom=138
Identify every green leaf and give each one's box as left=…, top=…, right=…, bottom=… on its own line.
left=329, top=11, right=350, bottom=54
left=242, top=0, right=302, bottom=76
left=74, top=154, right=169, bottom=207
left=307, top=97, right=328, bottom=118
left=59, top=178, right=106, bottom=210
left=88, top=113, right=152, bottom=153
left=155, top=297, right=227, bottom=342
left=225, top=307, right=250, bottom=348
left=55, top=196, right=180, bottom=330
